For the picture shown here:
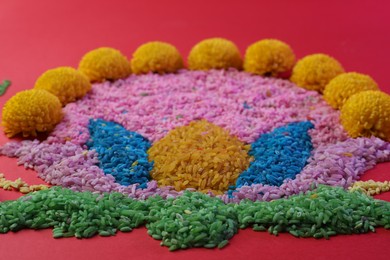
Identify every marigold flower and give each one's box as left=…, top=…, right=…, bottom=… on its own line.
left=188, top=38, right=242, bottom=70
left=34, top=67, right=91, bottom=105
left=131, top=41, right=184, bottom=74
left=323, top=72, right=379, bottom=109
left=244, top=39, right=295, bottom=77
left=2, top=89, right=62, bottom=137
left=340, top=90, right=390, bottom=141
left=78, top=47, right=131, bottom=82
left=290, top=54, right=344, bottom=92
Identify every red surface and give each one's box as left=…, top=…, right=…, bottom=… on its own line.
left=0, top=0, right=390, bottom=259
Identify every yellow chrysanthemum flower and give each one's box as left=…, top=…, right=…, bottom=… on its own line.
left=131, top=41, right=184, bottom=74
left=244, top=39, right=295, bottom=77
left=78, top=47, right=132, bottom=82
left=290, top=54, right=345, bottom=92
left=323, top=72, right=379, bottom=109
left=340, top=90, right=390, bottom=141
left=188, top=38, right=242, bottom=70
left=2, top=89, right=62, bottom=137
left=34, top=67, right=91, bottom=106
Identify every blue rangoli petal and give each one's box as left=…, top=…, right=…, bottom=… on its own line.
left=231, top=121, right=314, bottom=192
left=87, top=119, right=153, bottom=188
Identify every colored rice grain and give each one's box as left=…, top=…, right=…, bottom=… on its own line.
left=1, top=136, right=389, bottom=202
left=232, top=121, right=313, bottom=191
left=1, top=185, right=389, bottom=250
left=44, top=70, right=347, bottom=147
left=0, top=140, right=183, bottom=199
left=349, top=180, right=390, bottom=196
left=0, top=173, right=48, bottom=194
left=87, top=119, right=153, bottom=188
left=0, top=79, right=11, bottom=96
left=236, top=185, right=390, bottom=238
left=148, top=120, right=251, bottom=194
left=0, top=70, right=388, bottom=200
left=223, top=137, right=390, bottom=203
left=146, top=191, right=238, bottom=251
left=0, top=187, right=148, bottom=238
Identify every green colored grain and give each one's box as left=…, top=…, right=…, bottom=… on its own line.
left=152, top=234, right=162, bottom=240
left=53, top=232, right=64, bottom=238
left=235, top=185, right=390, bottom=239
left=204, top=243, right=216, bottom=248
left=217, top=240, right=229, bottom=248
left=169, top=245, right=178, bottom=251
left=0, top=185, right=389, bottom=251
left=120, top=227, right=132, bottom=233
left=145, top=191, right=239, bottom=251
left=0, top=187, right=148, bottom=239
left=0, top=79, right=11, bottom=96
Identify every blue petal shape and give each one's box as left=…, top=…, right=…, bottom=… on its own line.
left=87, top=119, right=153, bottom=188
left=230, top=121, right=314, bottom=193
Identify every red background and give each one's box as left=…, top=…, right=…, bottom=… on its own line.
left=0, top=0, right=389, bottom=259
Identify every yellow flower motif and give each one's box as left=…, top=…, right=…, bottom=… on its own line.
left=34, top=67, right=91, bottom=106
left=78, top=47, right=131, bottom=82
left=290, top=54, right=344, bottom=92
left=2, top=89, right=62, bottom=137
left=244, top=39, right=295, bottom=77
left=131, top=41, right=184, bottom=74
left=323, top=72, right=379, bottom=109
left=188, top=38, right=242, bottom=70
left=340, top=90, right=390, bottom=141
left=148, top=120, right=251, bottom=194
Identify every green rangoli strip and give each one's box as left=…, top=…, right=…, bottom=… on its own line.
left=0, top=185, right=389, bottom=250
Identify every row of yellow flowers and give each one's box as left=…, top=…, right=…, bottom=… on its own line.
left=1, top=38, right=389, bottom=141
